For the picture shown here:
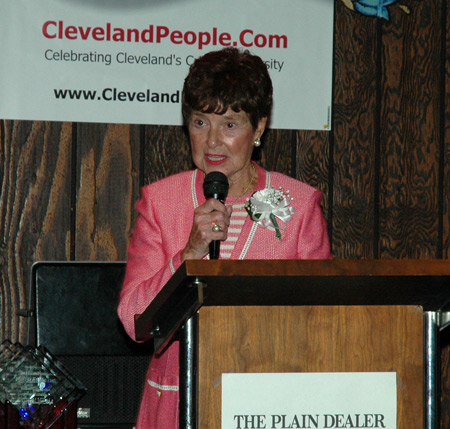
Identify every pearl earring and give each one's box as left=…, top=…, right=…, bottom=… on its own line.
left=253, top=138, right=261, bottom=147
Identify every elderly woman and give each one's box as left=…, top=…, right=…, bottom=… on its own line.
left=118, top=47, right=332, bottom=428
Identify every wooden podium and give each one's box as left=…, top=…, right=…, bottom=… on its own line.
left=135, top=260, right=450, bottom=429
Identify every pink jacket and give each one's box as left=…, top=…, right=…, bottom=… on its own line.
left=118, top=163, right=332, bottom=428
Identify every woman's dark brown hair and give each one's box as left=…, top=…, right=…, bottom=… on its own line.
left=182, top=47, right=273, bottom=129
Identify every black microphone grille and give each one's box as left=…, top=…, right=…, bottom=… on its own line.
left=203, top=171, right=229, bottom=197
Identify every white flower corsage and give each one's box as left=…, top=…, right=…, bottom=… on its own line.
left=244, top=186, right=295, bottom=240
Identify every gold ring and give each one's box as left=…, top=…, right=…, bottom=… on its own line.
left=212, top=222, right=221, bottom=232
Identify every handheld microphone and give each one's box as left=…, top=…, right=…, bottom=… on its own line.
left=203, top=171, right=229, bottom=259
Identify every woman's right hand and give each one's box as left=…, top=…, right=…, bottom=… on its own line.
left=181, top=198, right=232, bottom=261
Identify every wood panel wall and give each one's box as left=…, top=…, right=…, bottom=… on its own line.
left=1, top=0, right=450, bottom=424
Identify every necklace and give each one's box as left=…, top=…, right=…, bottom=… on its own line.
left=229, top=163, right=257, bottom=206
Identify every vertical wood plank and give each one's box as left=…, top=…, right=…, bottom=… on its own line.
left=259, top=129, right=295, bottom=177
left=379, top=3, right=441, bottom=258
left=75, top=124, right=141, bottom=261
left=296, top=131, right=330, bottom=223
left=143, top=125, right=192, bottom=184
left=331, top=3, right=378, bottom=258
left=0, top=121, right=72, bottom=343
left=296, top=132, right=330, bottom=190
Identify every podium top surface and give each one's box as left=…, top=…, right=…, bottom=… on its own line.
left=182, top=258, right=450, bottom=278
left=174, top=259, right=450, bottom=308
left=135, top=259, right=450, bottom=342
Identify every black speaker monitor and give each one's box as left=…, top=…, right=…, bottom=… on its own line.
left=33, top=261, right=152, bottom=429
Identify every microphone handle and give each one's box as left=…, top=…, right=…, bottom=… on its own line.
left=209, top=193, right=225, bottom=260
left=209, top=241, right=220, bottom=260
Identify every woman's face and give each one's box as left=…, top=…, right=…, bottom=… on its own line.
left=188, top=107, right=266, bottom=192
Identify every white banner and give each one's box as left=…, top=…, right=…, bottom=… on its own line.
left=0, top=0, right=334, bottom=130
left=222, top=372, right=397, bottom=429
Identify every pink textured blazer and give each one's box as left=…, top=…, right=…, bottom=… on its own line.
left=118, top=163, right=332, bottom=428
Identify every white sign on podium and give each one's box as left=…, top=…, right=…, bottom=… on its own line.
left=222, top=372, right=396, bottom=429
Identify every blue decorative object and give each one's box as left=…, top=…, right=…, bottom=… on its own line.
left=353, top=0, right=399, bottom=20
